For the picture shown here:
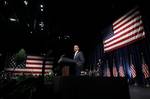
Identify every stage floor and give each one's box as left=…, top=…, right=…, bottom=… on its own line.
left=0, top=77, right=150, bottom=99
left=129, top=85, right=150, bottom=99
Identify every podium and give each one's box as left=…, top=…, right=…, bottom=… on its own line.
left=62, top=65, right=70, bottom=76
left=58, top=57, right=76, bottom=76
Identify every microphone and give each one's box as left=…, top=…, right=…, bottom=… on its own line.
left=58, top=54, right=65, bottom=63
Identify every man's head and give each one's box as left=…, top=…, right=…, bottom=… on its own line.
left=74, top=45, right=80, bottom=52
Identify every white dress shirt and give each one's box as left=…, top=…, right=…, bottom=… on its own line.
left=74, top=51, right=78, bottom=59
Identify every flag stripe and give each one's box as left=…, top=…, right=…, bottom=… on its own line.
left=26, top=63, right=51, bottom=65
left=104, top=31, right=145, bottom=52
left=103, top=7, right=145, bottom=52
left=27, top=56, right=44, bottom=59
left=104, top=28, right=144, bottom=48
left=130, top=64, right=136, bottom=78
left=26, top=60, right=43, bottom=64
left=23, top=67, right=51, bottom=69
left=114, top=16, right=142, bottom=34
left=5, top=55, right=53, bottom=76
left=104, top=25, right=143, bottom=47
left=5, top=68, right=51, bottom=72
left=113, top=65, right=118, bottom=77
left=113, top=11, right=140, bottom=30
left=6, top=71, right=50, bottom=74
left=119, top=65, right=125, bottom=77
left=104, top=20, right=143, bottom=44
left=26, top=64, right=52, bottom=68
left=142, top=64, right=150, bottom=78
left=113, top=7, right=138, bottom=26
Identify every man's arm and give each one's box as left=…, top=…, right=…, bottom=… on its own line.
left=77, top=52, right=85, bottom=66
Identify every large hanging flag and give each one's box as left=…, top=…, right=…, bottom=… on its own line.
left=141, top=53, right=150, bottom=79
left=112, top=59, right=118, bottom=77
left=5, top=55, right=53, bottom=76
left=119, top=58, right=125, bottom=77
left=129, top=55, right=136, bottom=78
left=103, top=6, right=145, bottom=52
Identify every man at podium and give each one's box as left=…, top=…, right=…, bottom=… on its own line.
left=73, top=45, right=85, bottom=76
left=58, top=44, right=85, bottom=76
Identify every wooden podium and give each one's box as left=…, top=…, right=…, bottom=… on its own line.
left=62, top=65, right=70, bottom=76
left=58, top=57, right=76, bottom=76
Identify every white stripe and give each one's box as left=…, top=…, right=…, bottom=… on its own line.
left=45, top=61, right=53, bottom=64
left=104, top=21, right=143, bottom=43
left=27, top=56, right=43, bottom=59
left=113, top=7, right=138, bottom=25
left=5, top=68, right=51, bottom=72
left=104, top=26, right=143, bottom=47
left=26, top=64, right=53, bottom=68
left=26, top=64, right=43, bottom=67
left=8, top=73, right=49, bottom=76
left=113, top=11, right=140, bottom=29
left=26, top=60, right=43, bottom=63
left=45, top=65, right=53, bottom=68
left=114, top=16, right=142, bottom=34
left=104, top=32, right=145, bottom=51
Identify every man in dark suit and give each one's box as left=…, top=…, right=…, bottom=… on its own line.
left=73, top=45, right=85, bottom=76
left=57, top=45, right=85, bottom=76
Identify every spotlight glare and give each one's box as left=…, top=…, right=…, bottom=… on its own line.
left=9, top=18, right=17, bottom=22
left=41, top=8, right=44, bottom=11
left=4, top=1, right=8, bottom=6
left=24, top=0, right=28, bottom=6
left=40, top=4, right=43, bottom=8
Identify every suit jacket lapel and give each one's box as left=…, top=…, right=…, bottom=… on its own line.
left=74, top=51, right=79, bottom=59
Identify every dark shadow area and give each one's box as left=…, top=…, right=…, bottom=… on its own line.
left=0, top=76, right=130, bottom=99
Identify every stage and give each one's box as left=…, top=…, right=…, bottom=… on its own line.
left=129, top=85, right=150, bottom=99
left=0, top=76, right=150, bottom=99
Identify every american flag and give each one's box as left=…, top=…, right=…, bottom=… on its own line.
left=142, top=64, right=150, bottom=79
left=5, top=55, right=53, bottom=76
left=130, top=64, right=136, bottom=78
left=103, top=61, right=111, bottom=77
left=129, top=55, right=136, bottom=78
left=119, top=65, right=125, bottom=77
left=141, top=53, right=150, bottom=79
left=103, top=7, right=145, bottom=52
left=112, top=60, right=118, bottom=77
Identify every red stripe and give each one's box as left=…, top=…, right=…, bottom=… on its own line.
left=104, top=34, right=145, bottom=52
left=6, top=71, right=50, bottom=74
left=113, top=13, right=141, bottom=31
left=130, top=64, right=136, bottom=78
left=142, top=64, right=150, bottom=78
left=113, top=66, right=118, bottom=77
left=26, top=62, right=51, bottom=65
left=27, top=58, right=43, bottom=61
left=26, top=67, right=51, bottom=69
left=119, top=66, right=125, bottom=77
left=114, top=19, right=142, bottom=34
left=104, top=30, right=144, bottom=48
left=113, top=8, right=138, bottom=26
left=106, top=68, right=111, bottom=77
left=104, top=23, right=143, bottom=45
left=26, top=62, right=43, bottom=65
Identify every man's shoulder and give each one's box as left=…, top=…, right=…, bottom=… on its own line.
left=78, top=51, right=84, bottom=55
left=78, top=51, right=82, bottom=53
